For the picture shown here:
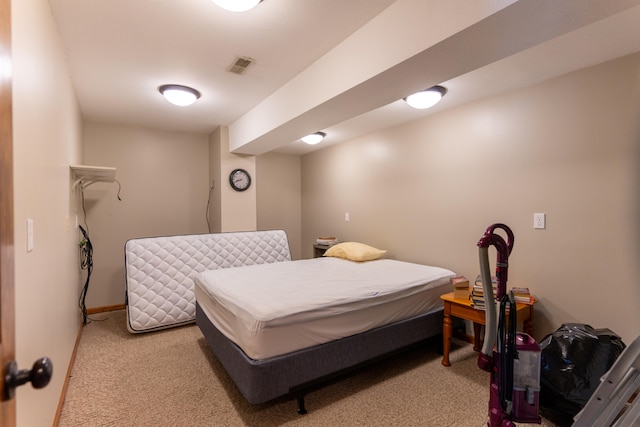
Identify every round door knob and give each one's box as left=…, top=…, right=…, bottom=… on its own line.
left=3, top=357, right=53, bottom=400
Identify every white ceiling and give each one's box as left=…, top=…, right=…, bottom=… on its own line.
left=49, top=0, right=640, bottom=156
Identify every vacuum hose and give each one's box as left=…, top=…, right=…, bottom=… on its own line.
left=478, top=246, right=497, bottom=369
left=476, top=223, right=514, bottom=372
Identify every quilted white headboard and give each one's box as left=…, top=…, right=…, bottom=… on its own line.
left=124, top=230, right=291, bottom=333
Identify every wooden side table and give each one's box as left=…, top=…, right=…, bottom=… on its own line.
left=440, top=291, right=535, bottom=367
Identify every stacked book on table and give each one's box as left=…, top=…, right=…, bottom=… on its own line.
left=315, top=236, right=338, bottom=246
left=470, top=276, right=535, bottom=310
left=450, top=276, right=470, bottom=300
left=470, top=275, right=497, bottom=310
left=511, top=287, right=534, bottom=304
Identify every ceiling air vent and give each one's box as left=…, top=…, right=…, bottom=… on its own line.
left=228, top=56, right=254, bottom=75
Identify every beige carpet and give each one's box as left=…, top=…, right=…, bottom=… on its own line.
left=57, top=310, right=557, bottom=426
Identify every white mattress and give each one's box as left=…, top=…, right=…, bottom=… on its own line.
left=124, top=230, right=291, bottom=333
left=194, top=257, right=455, bottom=360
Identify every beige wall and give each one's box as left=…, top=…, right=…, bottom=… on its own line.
left=12, top=0, right=84, bottom=425
left=82, top=122, right=210, bottom=307
left=256, top=152, right=302, bottom=259
left=301, top=53, right=640, bottom=345
left=209, top=126, right=257, bottom=233
left=81, top=124, right=304, bottom=311
left=207, top=128, right=222, bottom=232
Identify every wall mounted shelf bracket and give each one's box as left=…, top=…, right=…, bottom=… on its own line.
left=70, top=165, right=117, bottom=191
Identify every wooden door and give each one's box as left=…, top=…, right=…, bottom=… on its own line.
left=0, top=0, right=16, bottom=424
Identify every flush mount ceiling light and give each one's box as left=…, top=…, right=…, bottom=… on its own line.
left=301, top=131, right=326, bottom=145
left=212, top=0, right=262, bottom=12
left=404, top=85, right=447, bottom=109
left=158, top=84, right=201, bottom=107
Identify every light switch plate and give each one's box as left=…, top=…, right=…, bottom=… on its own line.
left=27, top=219, right=34, bottom=252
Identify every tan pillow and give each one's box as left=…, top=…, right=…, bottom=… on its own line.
left=323, top=242, right=386, bottom=262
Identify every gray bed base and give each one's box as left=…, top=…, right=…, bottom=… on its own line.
left=196, top=302, right=444, bottom=413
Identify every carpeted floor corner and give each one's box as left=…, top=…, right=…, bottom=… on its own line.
left=57, top=310, right=557, bottom=426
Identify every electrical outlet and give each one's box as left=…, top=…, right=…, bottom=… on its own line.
left=345, top=212, right=350, bottom=222
left=533, top=213, right=546, bottom=229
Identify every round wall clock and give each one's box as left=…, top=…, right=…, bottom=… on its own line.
left=229, top=168, right=251, bottom=192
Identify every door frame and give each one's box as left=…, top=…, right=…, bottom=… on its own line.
left=0, top=0, right=16, bottom=424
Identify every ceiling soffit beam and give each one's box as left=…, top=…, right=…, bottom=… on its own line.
left=230, top=0, right=640, bottom=155
left=228, top=0, right=518, bottom=154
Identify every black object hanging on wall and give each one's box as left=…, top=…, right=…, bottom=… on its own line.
left=78, top=225, right=93, bottom=324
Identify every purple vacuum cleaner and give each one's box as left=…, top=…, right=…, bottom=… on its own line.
left=477, top=224, right=541, bottom=427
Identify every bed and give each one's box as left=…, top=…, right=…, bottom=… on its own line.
left=193, top=243, right=455, bottom=413
left=124, top=230, right=455, bottom=412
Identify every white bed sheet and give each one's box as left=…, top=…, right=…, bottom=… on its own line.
left=194, top=257, right=455, bottom=360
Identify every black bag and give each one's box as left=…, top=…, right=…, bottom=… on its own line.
left=539, top=323, right=625, bottom=426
